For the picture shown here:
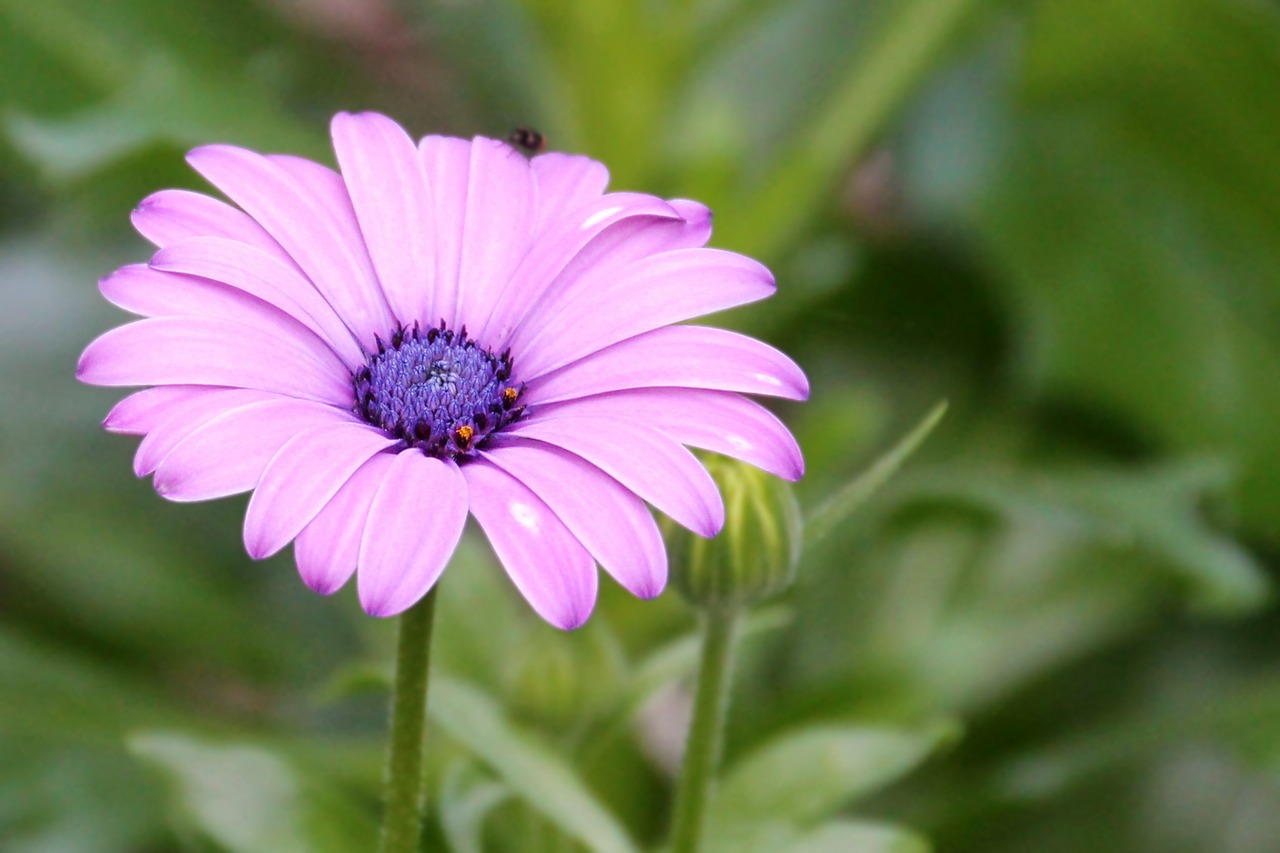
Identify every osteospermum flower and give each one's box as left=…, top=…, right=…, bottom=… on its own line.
left=77, top=112, right=807, bottom=629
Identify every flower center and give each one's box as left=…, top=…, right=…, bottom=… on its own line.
left=353, top=322, right=524, bottom=459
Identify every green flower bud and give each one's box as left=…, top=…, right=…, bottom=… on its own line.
left=503, top=621, right=625, bottom=730
left=668, top=457, right=803, bottom=610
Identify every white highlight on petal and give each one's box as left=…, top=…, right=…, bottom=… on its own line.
left=581, top=206, right=623, bottom=229
left=754, top=372, right=783, bottom=386
left=728, top=434, right=752, bottom=451
left=510, top=501, right=540, bottom=531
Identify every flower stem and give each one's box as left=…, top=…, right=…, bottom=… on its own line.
left=380, top=586, right=440, bottom=853
left=670, top=606, right=741, bottom=853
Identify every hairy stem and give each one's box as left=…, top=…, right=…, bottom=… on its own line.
left=669, top=606, right=741, bottom=853
left=380, top=586, right=440, bottom=853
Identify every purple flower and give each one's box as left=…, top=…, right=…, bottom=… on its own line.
left=78, top=112, right=806, bottom=629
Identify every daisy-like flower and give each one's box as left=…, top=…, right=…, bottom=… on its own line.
left=78, top=112, right=806, bottom=629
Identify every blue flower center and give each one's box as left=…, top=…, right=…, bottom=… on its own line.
left=353, top=322, right=524, bottom=459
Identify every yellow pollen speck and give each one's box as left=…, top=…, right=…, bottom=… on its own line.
left=455, top=425, right=475, bottom=442
left=503, top=388, right=519, bottom=403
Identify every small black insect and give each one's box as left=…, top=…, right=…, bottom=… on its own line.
left=508, top=126, right=546, bottom=154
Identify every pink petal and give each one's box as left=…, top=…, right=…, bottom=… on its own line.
left=357, top=453, right=469, bottom=617
left=78, top=317, right=353, bottom=406
left=331, top=112, right=435, bottom=328
left=482, top=440, right=666, bottom=599
left=133, top=388, right=281, bottom=476
left=462, top=458, right=598, bottom=629
left=154, top=399, right=355, bottom=501
left=243, top=422, right=397, bottom=559
left=509, top=414, right=724, bottom=537
left=536, top=388, right=804, bottom=481
left=104, top=385, right=213, bottom=434
left=454, top=137, right=537, bottom=336
left=151, top=237, right=365, bottom=368
left=481, top=192, right=684, bottom=347
left=666, top=199, right=713, bottom=249
left=419, top=135, right=473, bottom=326
left=531, top=153, right=610, bottom=233
left=131, top=189, right=284, bottom=256
left=294, top=452, right=395, bottom=596
left=522, top=326, right=809, bottom=404
left=516, top=247, right=775, bottom=377
left=99, top=265, right=351, bottom=371
left=186, top=145, right=394, bottom=349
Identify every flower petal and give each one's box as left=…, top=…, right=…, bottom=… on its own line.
left=294, top=452, right=394, bottom=595
left=104, top=385, right=213, bottom=434
left=535, top=388, right=804, bottom=481
left=462, top=458, right=598, bottom=630
left=666, top=199, right=713, bottom=248
left=331, top=112, right=435, bottom=328
left=481, top=192, right=685, bottom=346
left=523, top=326, right=809, bottom=403
left=357, top=453, right=469, bottom=617
left=509, top=414, right=724, bottom=537
left=78, top=317, right=353, bottom=405
left=515, top=247, right=775, bottom=377
left=419, top=135, right=473, bottom=327
left=244, top=422, right=397, bottom=559
left=482, top=439, right=666, bottom=599
left=99, top=265, right=353, bottom=370
left=131, top=189, right=284, bottom=256
left=454, top=137, right=537, bottom=336
left=530, top=152, right=609, bottom=232
left=186, top=144, right=394, bottom=348
left=151, top=237, right=365, bottom=368
left=154, top=398, right=354, bottom=501
left=133, top=388, right=281, bottom=476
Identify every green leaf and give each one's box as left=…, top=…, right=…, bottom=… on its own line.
left=0, top=627, right=177, bottom=743
left=438, top=762, right=513, bottom=853
left=429, top=678, right=639, bottom=853
left=783, top=820, right=930, bottom=853
left=625, top=606, right=791, bottom=721
left=721, top=0, right=991, bottom=256
left=805, top=401, right=947, bottom=549
left=901, top=459, right=1270, bottom=615
left=129, top=732, right=377, bottom=853
left=709, top=721, right=957, bottom=831
left=708, top=818, right=930, bottom=853
left=971, top=0, right=1280, bottom=535
left=5, top=54, right=322, bottom=183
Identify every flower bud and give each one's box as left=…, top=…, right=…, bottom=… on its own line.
left=669, top=457, right=803, bottom=610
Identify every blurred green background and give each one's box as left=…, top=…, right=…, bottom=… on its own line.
left=4, top=0, right=1280, bottom=850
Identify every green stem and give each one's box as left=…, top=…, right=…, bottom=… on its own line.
left=670, top=606, right=741, bottom=853
left=379, top=586, right=440, bottom=853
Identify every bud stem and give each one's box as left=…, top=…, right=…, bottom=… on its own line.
left=380, top=585, right=440, bottom=853
left=670, top=606, right=741, bottom=853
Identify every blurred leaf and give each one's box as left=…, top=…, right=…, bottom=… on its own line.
left=129, top=731, right=377, bottom=853
left=624, top=606, right=791, bottom=720
left=430, top=677, right=639, bottom=853
left=783, top=820, right=930, bottom=853
left=973, top=0, right=1280, bottom=536
left=995, top=670, right=1280, bottom=798
left=902, top=459, right=1270, bottom=615
left=0, top=627, right=177, bottom=743
left=722, top=0, right=991, bottom=256
left=438, top=761, right=513, bottom=853
left=5, top=54, right=321, bottom=184
left=0, top=736, right=166, bottom=853
left=710, top=720, right=957, bottom=831
left=805, top=401, right=947, bottom=549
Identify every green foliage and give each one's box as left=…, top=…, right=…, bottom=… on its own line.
left=2, top=0, right=1278, bottom=850
left=129, top=732, right=378, bottom=852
